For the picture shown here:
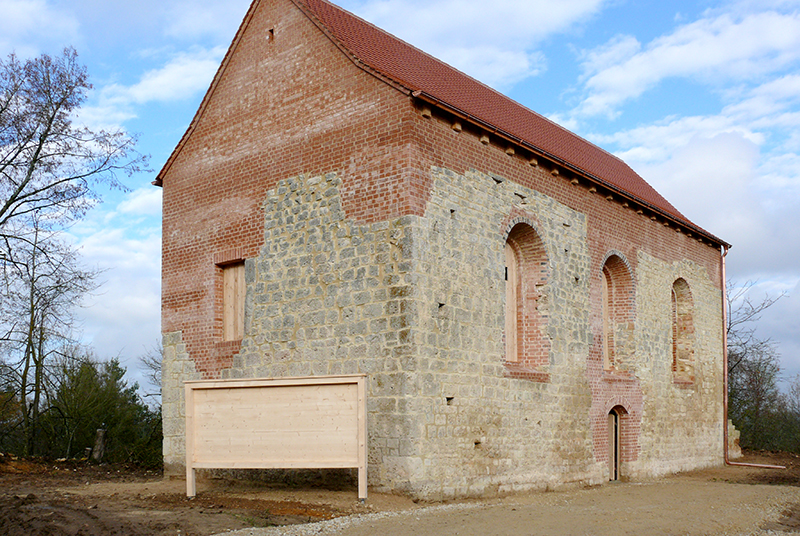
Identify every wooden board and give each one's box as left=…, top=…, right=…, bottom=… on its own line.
left=222, top=262, right=244, bottom=341
left=185, top=375, right=367, bottom=499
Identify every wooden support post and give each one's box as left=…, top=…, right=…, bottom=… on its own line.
left=357, top=377, right=367, bottom=501
left=185, top=383, right=196, bottom=498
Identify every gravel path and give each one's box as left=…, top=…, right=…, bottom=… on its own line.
left=221, top=478, right=800, bottom=536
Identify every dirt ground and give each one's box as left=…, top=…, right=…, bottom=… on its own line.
left=1, top=451, right=800, bottom=536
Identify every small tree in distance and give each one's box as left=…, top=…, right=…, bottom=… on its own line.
left=44, top=354, right=161, bottom=466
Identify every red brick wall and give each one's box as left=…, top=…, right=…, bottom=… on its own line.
left=161, top=0, right=423, bottom=377
left=160, top=0, right=722, bottom=472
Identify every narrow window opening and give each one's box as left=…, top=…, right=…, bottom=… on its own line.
left=608, top=408, right=621, bottom=481
left=504, top=242, right=519, bottom=363
left=600, top=255, right=634, bottom=372
left=602, top=267, right=613, bottom=369
left=222, top=261, right=245, bottom=341
left=503, top=223, right=549, bottom=372
left=672, top=278, right=695, bottom=382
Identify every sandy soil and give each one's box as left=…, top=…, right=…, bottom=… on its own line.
left=1, top=451, right=800, bottom=535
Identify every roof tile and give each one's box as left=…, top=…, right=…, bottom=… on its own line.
left=294, top=0, right=724, bottom=243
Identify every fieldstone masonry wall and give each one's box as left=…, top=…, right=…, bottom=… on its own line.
left=161, top=331, right=199, bottom=474
left=226, top=172, right=421, bottom=492
left=409, top=168, right=598, bottom=497
left=162, top=164, right=724, bottom=498
left=631, top=251, right=724, bottom=476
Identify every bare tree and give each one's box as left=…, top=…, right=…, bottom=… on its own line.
left=727, top=280, right=785, bottom=375
left=726, top=280, right=788, bottom=450
left=0, top=47, right=147, bottom=265
left=0, top=46, right=149, bottom=455
left=0, top=219, right=98, bottom=455
left=138, top=341, right=162, bottom=407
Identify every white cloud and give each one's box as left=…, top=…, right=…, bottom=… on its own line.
left=730, top=74, right=800, bottom=111
left=74, top=103, right=137, bottom=132
left=101, top=48, right=224, bottom=106
left=118, top=187, right=162, bottom=217
left=436, top=46, right=546, bottom=89
left=634, top=132, right=765, bottom=238
left=79, top=47, right=224, bottom=132
left=595, top=114, right=763, bottom=165
left=164, top=0, right=251, bottom=41
left=579, top=35, right=641, bottom=80
left=72, top=224, right=161, bottom=373
left=343, top=0, right=607, bottom=88
left=126, top=48, right=224, bottom=103
left=58, top=178, right=162, bottom=386
left=759, top=151, right=800, bottom=200
left=575, top=10, right=800, bottom=117
left=0, top=0, right=80, bottom=57
left=76, top=226, right=159, bottom=277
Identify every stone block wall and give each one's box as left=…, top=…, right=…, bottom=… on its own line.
left=162, top=162, right=725, bottom=497
left=159, top=0, right=727, bottom=499
left=407, top=167, right=598, bottom=497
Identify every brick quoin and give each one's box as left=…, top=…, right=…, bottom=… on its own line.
left=158, top=0, right=730, bottom=497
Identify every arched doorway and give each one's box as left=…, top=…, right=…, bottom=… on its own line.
left=608, top=407, right=622, bottom=481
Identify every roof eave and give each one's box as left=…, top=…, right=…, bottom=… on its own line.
left=412, top=91, right=730, bottom=249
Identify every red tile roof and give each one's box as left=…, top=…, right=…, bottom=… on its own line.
left=292, top=0, right=727, bottom=246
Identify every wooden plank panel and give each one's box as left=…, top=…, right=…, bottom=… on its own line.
left=222, top=262, right=245, bottom=340
left=185, top=375, right=367, bottom=500
left=185, top=384, right=196, bottom=496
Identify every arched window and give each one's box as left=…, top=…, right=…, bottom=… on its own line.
left=505, top=242, right=519, bottom=362
left=601, top=255, right=634, bottom=370
left=504, top=223, right=549, bottom=368
left=602, top=266, right=613, bottom=369
left=671, top=278, right=695, bottom=381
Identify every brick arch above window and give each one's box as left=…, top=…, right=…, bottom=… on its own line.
left=601, top=254, right=635, bottom=371
left=672, top=278, right=695, bottom=383
left=502, top=215, right=541, bottom=241
left=504, top=222, right=550, bottom=379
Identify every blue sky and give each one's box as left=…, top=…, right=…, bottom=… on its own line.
left=2, top=0, right=798, bottom=388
